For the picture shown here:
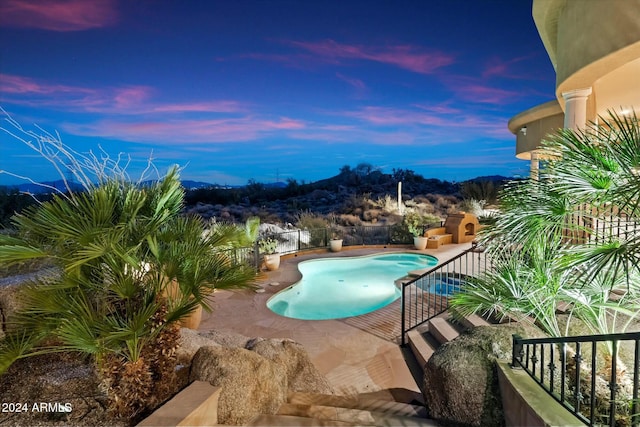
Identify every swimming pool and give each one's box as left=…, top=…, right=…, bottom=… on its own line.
left=267, top=252, right=438, bottom=320
left=418, top=273, right=463, bottom=296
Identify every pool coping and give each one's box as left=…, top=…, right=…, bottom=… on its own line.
left=266, top=251, right=439, bottom=320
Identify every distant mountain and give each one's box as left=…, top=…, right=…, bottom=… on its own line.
left=0, top=178, right=280, bottom=194
left=180, top=180, right=220, bottom=190
left=0, top=180, right=84, bottom=194
left=463, top=175, right=513, bottom=183
left=1, top=173, right=516, bottom=196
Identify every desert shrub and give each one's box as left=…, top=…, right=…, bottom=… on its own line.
left=295, top=211, right=329, bottom=246
left=363, top=209, right=382, bottom=222
left=446, top=205, right=459, bottom=215
left=295, top=210, right=329, bottom=229
left=338, top=214, right=362, bottom=226
left=385, top=213, right=404, bottom=226
left=460, top=180, right=499, bottom=204
left=403, top=211, right=441, bottom=237
left=425, top=193, right=440, bottom=203
left=375, top=194, right=398, bottom=213
left=435, top=196, right=452, bottom=209
left=389, top=222, right=413, bottom=244
left=458, top=198, right=486, bottom=216
left=420, top=202, right=436, bottom=214
left=412, top=195, right=431, bottom=204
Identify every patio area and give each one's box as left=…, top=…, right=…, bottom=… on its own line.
left=198, top=242, right=473, bottom=396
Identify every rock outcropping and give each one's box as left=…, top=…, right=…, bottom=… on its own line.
left=185, top=330, right=333, bottom=425
left=423, top=323, right=547, bottom=427
left=190, top=345, right=287, bottom=425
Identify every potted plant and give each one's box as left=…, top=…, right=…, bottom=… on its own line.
left=404, top=211, right=429, bottom=250
left=259, top=237, right=280, bottom=270
left=329, top=227, right=344, bottom=252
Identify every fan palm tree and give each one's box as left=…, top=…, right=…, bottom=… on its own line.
left=0, top=167, right=255, bottom=419
left=451, top=111, right=640, bottom=338
left=449, top=112, right=640, bottom=423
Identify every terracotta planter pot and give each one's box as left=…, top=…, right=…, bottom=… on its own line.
left=180, top=304, right=202, bottom=330
left=264, top=253, right=281, bottom=271
left=163, top=278, right=203, bottom=330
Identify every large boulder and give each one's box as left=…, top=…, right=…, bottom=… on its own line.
left=177, top=328, right=222, bottom=365
left=189, top=345, right=287, bottom=425
left=177, top=328, right=251, bottom=364
left=423, top=323, right=547, bottom=427
left=246, top=337, right=333, bottom=394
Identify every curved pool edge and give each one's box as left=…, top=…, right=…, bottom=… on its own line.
left=266, top=251, right=439, bottom=321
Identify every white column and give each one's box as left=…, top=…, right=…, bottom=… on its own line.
left=530, top=151, right=539, bottom=181
left=562, top=87, right=592, bottom=130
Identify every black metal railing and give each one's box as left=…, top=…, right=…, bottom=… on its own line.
left=400, top=243, right=491, bottom=346
left=512, top=332, right=640, bottom=426
left=231, top=223, right=442, bottom=270
left=565, top=204, right=637, bottom=245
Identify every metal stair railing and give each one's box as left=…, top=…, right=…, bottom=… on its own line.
left=400, top=242, right=490, bottom=346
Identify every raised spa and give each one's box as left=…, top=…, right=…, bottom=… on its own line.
left=266, top=252, right=438, bottom=320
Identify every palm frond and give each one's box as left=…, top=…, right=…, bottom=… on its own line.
left=0, top=244, right=49, bottom=264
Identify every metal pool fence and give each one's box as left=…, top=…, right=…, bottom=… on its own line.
left=230, top=223, right=442, bottom=270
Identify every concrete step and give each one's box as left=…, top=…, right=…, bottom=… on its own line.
left=428, top=317, right=460, bottom=345
left=354, top=388, right=424, bottom=406
left=371, top=413, right=440, bottom=426
left=287, top=392, right=427, bottom=418
left=277, top=403, right=377, bottom=425
left=407, top=329, right=437, bottom=369
left=247, top=414, right=357, bottom=426
left=458, top=313, right=490, bottom=330
left=277, top=403, right=438, bottom=427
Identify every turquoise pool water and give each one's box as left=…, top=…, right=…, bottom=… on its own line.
left=418, top=274, right=463, bottom=296
left=266, top=252, right=438, bottom=320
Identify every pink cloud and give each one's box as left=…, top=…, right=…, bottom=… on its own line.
left=0, top=0, right=118, bottom=31
left=113, top=86, right=153, bottom=109
left=413, top=103, right=462, bottom=115
left=321, top=105, right=513, bottom=143
left=287, top=39, right=455, bottom=74
left=455, top=84, right=520, bottom=104
left=153, top=101, right=245, bottom=114
left=0, top=73, right=95, bottom=95
left=335, top=72, right=367, bottom=91
left=0, top=74, right=149, bottom=110
left=0, top=74, right=246, bottom=114
left=481, top=54, right=538, bottom=80
left=63, top=116, right=306, bottom=144
left=243, top=39, right=455, bottom=75
left=442, top=75, right=522, bottom=104
left=341, top=106, right=450, bottom=127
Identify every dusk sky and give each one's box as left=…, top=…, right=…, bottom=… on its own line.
left=0, top=0, right=557, bottom=186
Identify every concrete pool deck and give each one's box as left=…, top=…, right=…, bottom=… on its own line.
left=198, top=242, right=474, bottom=397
